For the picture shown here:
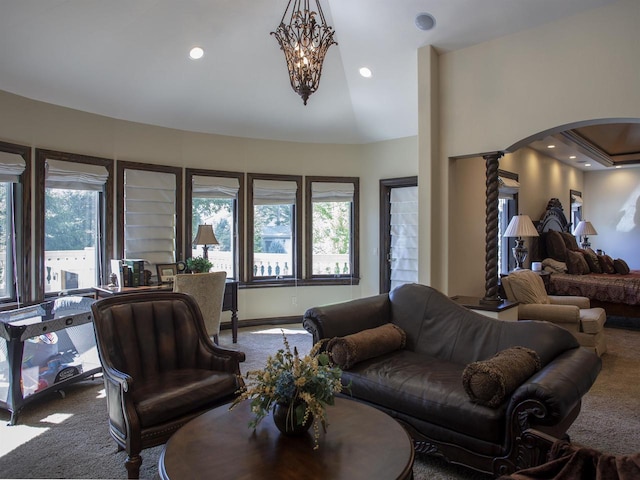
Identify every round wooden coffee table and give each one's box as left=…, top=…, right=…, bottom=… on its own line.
left=159, top=397, right=414, bottom=479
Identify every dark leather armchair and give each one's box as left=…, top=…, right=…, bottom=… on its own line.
left=91, top=292, right=245, bottom=479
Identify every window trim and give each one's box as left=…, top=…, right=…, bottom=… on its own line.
left=35, top=149, right=113, bottom=300
left=116, top=160, right=183, bottom=267
left=305, top=176, right=360, bottom=285
left=247, top=173, right=302, bottom=285
left=0, top=141, right=31, bottom=307
left=185, top=168, right=245, bottom=281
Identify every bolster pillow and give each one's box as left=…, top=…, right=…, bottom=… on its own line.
left=462, top=346, right=541, bottom=408
left=326, top=323, right=406, bottom=370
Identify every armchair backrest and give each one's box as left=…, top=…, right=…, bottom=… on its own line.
left=501, top=270, right=550, bottom=304
left=91, top=292, right=215, bottom=386
left=173, top=271, right=227, bottom=337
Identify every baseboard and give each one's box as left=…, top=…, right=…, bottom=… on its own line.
left=220, top=315, right=303, bottom=331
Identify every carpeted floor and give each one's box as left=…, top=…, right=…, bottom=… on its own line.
left=0, top=325, right=637, bottom=479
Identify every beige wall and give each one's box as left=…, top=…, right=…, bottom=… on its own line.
left=585, top=168, right=640, bottom=269
left=0, top=90, right=418, bottom=321
left=436, top=0, right=640, bottom=295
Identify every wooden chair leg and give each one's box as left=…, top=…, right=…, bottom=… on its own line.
left=125, top=454, right=142, bottom=479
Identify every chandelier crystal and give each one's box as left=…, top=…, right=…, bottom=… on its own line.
left=271, top=0, right=337, bottom=105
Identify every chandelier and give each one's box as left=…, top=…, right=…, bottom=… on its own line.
left=271, top=0, right=337, bottom=105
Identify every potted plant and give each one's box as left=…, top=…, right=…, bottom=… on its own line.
left=231, top=332, right=344, bottom=449
left=186, top=256, right=212, bottom=273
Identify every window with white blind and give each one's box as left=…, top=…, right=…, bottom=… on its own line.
left=35, top=149, right=113, bottom=298
left=498, top=171, right=519, bottom=275
left=305, top=177, right=359, bottom=282
left=187, top=170, right=243, bottom=280
left=121, top=167, right=180, bottom=277
left=0, top=149, right=27, bottom=303
left=248, top=174, right=301, bottom=283
left=389, top=186, right=418, bottom=291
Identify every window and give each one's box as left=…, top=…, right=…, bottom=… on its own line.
left=35, top=150, right=113, bottom=298
left=570, top=190, right=583, bottom=230
left=117, top=162, right=182, bottom=283
left=305, top=177, right=359, bottom=283
left=186, top=169, right=244, bottom=280
left=498, top=171, right=519, bottom=276
left=247, top=174, right=301, bottom=283
left=0, top=145, right=29, bottom=305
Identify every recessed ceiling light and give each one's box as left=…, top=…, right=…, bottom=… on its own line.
left=584, top=163, right=591, bottom=167
left=189, top=47, right=204, bottom=60
left=415, top=13, right=436, bottom=31
left=359, top=67, right=372, bottom=78
left=547, top=144, right=555, bottom=149
left=615, top=165, right=622, bottom=169
left=569, top=155, right=576, bottom=159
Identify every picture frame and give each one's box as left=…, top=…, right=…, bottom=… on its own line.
left=156, top=263, right=177, bottom=284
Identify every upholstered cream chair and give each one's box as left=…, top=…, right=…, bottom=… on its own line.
left=502, top=269, right=607, bottom=356
left=173, top=271, right=226, bottom=344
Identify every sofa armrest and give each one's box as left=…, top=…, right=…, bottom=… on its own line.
left=508, top=347, right=602, bottom=427
left=518, top=303, right=580, bottom=324
left=302, top=293, right=391, bottom=343
left=549, top=295, right=591, bottom=309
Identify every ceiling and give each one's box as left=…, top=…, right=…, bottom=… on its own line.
left=0, top=0, right=628, bottom=151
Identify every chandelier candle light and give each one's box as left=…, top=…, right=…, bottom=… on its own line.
left=573, top=220, right=598, bottom=249
left=503, top=214, right=539, bottom=270
left=192, top=224, right=218, bottom=260
left=271, top=0, right=337, bottom=105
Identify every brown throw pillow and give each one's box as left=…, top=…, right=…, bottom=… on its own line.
left=584, top=248, right=602, bottom=274
left=462, top=347, right=541, bottom=408
left=327, top=323, right=406, bottom=370
left=598, top=254, right=616, bottom=274
left=560, top=232, right=580, bottom=252
left=614, top=258, right=630, bottom=275
left=544, top=231, right=567, bottom=262
left=566, top=249, right=590, bottom=275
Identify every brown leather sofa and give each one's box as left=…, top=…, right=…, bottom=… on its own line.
left=303, top=284, right=602, bottom=477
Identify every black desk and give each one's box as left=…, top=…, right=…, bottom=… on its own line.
left=93, top=280, right=240, bottom=343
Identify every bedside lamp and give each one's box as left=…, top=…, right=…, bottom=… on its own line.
left=193, top=224, right=218, bottom=260
left=503, top=214, right=539, bottom=270
left=573, top=220, right=598, bottom=249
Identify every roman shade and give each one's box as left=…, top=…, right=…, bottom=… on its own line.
left=311, top=182, right=354, bottom=202
left=124, top=169, right=176, bottom=265
left=253, top=179, right=297, bottom=205
left=45, top=159, right=108, bottom=191
left=498, top=176, right=519, bottom=199
left=192, top=175, right=240, bottom=199
left=0, top=152, right=26, bottom=183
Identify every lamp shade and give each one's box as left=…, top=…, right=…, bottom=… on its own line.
left=503, top=214, right=539, bottom=238
left=573, top=220, right=598, bottom=237
left=193, top=224, right=218, bottom=245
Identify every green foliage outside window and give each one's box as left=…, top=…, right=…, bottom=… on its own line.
left=44, top=189, right=97, bottom=251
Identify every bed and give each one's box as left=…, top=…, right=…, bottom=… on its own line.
left=534, top=198, right=640, bottom=319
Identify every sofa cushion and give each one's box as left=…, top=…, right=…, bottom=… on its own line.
left=505, top=270, right=550, bottom=304
left=566, top=250, right=590, bottom=275
left=327, top=323, right=406, bottom=369
left=462, top=347, right=541, bottom=408
left=341, top=350, right=507, bottom=444
left=613, top=258, right=630, bottom=275
left=598, top=254, right=616, bottom=274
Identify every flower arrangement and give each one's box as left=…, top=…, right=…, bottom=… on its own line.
left=231, top=332, right=344, bottom=449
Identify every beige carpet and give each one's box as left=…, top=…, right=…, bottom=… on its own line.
left=0, top=325, right=637, bottom=479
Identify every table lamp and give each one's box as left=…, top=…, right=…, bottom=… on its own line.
left=573, top=220, right=598, bottom=249
left=503, top=214, right=539, bottom=270
left=193, top=224, right=218, bottom=260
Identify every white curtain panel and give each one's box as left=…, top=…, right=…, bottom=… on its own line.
left=124, top=169, right=176, bottom=265
left=0, top=151, right=26, bottom=182
left=390, top=186, right=418, bottom=291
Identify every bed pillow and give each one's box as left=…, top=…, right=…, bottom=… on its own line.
left=584, top=248, right=602, bottom=274
left=542, top=258, right=568, bottom=274
left=566, top=249, right=590, bottom=275
left=560, top=232, right=580, bottom=252
left=614, top=258, right=630, bottom=275
left=326, top=323, right=406, bottom=370
left=462, top=346, right=541, bottom=408
left=598, top=254, right=616, bottom=274
left=545, top=230, right=567, bottom=262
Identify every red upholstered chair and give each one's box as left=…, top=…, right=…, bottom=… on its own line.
left=91, top=292, right=245, bottom=479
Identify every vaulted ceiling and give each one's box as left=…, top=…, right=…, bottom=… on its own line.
left=0, top=0, right=630, bottom=159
